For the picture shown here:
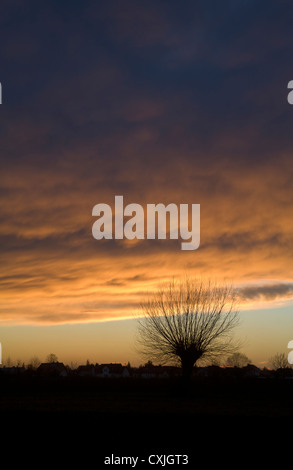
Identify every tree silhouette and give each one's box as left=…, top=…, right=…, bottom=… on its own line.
left=137, top=277, right=240, bottom=382
left=28, top=356, right=41, bottom=370
left=46, top=353, right=58, bottom=363
left=226, top=352, right=251, bottom=368
left=269, top=352, right=290, bottom=370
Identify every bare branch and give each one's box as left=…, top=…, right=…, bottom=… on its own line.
left=136, top=277, right=240, bottom=380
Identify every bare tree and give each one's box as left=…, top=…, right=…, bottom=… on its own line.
left=226, top=352, right=251, bottom=368
left=28, top=356, right=41, bottom=370
left=136, top=277, right=240, bottom=382
left=69, top=361, right=78, bottom=370
left=269, top=352, right=290, bottom=370
left=4, top=356, right=13, bottom=367
left=46, top=353, right=58, bottom=363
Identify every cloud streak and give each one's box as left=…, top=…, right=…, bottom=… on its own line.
left=237, top=283, right=293, bottom=303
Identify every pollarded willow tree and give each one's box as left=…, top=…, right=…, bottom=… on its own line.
left=136, top=277, right=240, bottom=382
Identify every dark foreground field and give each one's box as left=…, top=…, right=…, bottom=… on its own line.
left=1, top=375, right=292, bottom=466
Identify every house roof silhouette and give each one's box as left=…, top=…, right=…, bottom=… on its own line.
left=37, top=362, right=68, bottom=376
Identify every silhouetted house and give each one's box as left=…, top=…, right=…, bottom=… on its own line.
left=242, top=364, right=261, bottom=378
left=0, top=366, right=25, bottom=375
left=137, top=364, right=176, bottom=379
left=163, top=366, right=181, bottom=377
left=203, top=365, right=223, bottom=378
left=37, top=362, right=68, bottom=377
left=258, top=368, right=271, bottom=379
left=139, top=365, right=157, bottom=379
left=76, top=364, right=95, bottom=377
left=94, top=363, right=130, bottom=378
left=274, top=367, right=293, bottom=379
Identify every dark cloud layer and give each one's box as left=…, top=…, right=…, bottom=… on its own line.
left=238, top=283, right=293, bottom=302
left=1, top=1, right=293, bottom=324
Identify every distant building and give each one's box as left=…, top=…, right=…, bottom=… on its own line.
left=135, top=364, right=180, bottom=379
left=94, top=363, right=131, bottom=378
left=37, top=362, right=68, bottom=377
left=242, top=364, right=262, bottom=378
left=0, top=366, right=25, bottom=375
left=76, top=364, right=95, bottom=377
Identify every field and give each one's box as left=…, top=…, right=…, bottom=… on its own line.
left=1, top=375, right=292, bottom=466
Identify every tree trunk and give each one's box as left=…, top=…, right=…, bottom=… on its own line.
left=181, top=358, right=195, bottom=384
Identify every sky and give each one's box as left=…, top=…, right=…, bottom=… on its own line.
left=1, top=0, right=293, bottom=367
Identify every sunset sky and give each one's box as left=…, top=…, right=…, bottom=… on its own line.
left=1, top=0, right=293, bottom=367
